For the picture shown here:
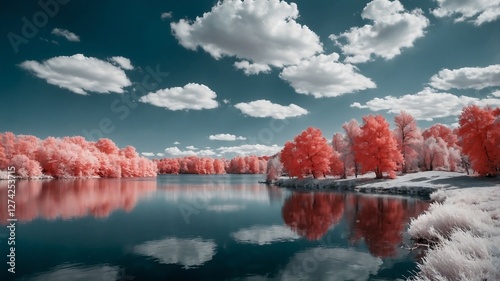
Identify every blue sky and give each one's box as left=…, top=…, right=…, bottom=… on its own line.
left=1, top=0, right=499, bottom=158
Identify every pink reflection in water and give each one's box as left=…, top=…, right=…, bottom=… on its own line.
left=0, top=179, right=156, bottom=224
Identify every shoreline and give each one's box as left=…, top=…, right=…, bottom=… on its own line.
left=273, top=171, right=500, bottom=280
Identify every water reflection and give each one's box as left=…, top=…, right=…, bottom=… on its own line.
left=346, top=194, right=429, bottom=257
left=231, top=225, right=299, bottom=245
left=28, top=263, right=120, bottom=281
left=159, top=183, right=286, bottom=204
left=281, top=248, right=383, bottom=281
left=0, top=179, right=156, bottom=223
left=282, top=193, right=345, bottom=240
left=281, top=192, right=429, bottom=257
left=133, top=237, right=217, bottom=269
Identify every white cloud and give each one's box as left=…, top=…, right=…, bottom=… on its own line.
left=161, top=11, right=173, bottom=20
left=234, top=99, right=308, bottom=119
left=173, top=141, right=180, bottom=145
left=139, top=83, right=218, bottom=110
left=492, top=90, right=500, bottom=97
left=279, top=53, right=376, bottom=97
left=429, top=64, right=500, bottom=90
left=432, top=0, right=500, bottom=25
left=217, top=144, right=282, bottom=156
left=209, top=134, right=246, bottom=141
left=19, top=54, right=131, bottom=95
left=207, top=204, right=245, bottom=212
left=186, top=145, right=198, bottom=150
left=109, top=56, right=134, bottom=70
left=330, top=0, right=429, bottom=63
left=156, top=153, right=165, bottom=157
left=29, top=264, right=119, bottom=281
left=170, top=0, right=322, bottom=70
left=51, top=28, right=80, bottom=42
left=281, top=248, right=382, bottom=281
left=234, top=61, right=271, bottom=75
left=232, top=225, right=299, bottom=245
left=141, top=152, right=155, bottom=157
left=223, top=99, right=230, bottom=104
left=351, top=88, right=500, bottom=120
left=133, top=237, right=216, bottom=269
left=165, top=147, right=216, bottom=157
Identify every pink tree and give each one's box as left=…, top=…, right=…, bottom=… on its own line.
left=458, top=105, right=499, bottom=176
left=354, top=115, right=403, bottom=179
left=423, top=137, right=449, bottom=171
left=393, top=111, right=422, bottom=173
left=332, top=133, right=351, bottom=178
left=9, top=154, right=43, bottom=178
left=266, top=153, right=283, bottom=182
left=342, top=120, right=361, bottom=178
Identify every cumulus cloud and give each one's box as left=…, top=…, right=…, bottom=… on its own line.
left=165, top=147, right=215, bottom=157
left=492, top=90, right=500, bottom=97
left=209, top=134, right=246, bottom=141
left=234, top=61, right=271, bottom=75
left=234, top=99, right=308, bottom=119
left=232, top=225, right=299, bottom=245
left=29, top=264, right=119, bottom=281
left=330, top=0, right=429, bottom=63
left=141, top=152, right=155, bottom=157
left=173, top=141, right=180, bottom=145
left=51, top=28, right=80, bottom=42
left=133, top=237, right=216, bottom=269
left=161, top=11, right=173, bottom=20
left=186, top=145, right=197, bottom=150
left=217, top=144, right=282, bottom=156
left=351, top=88, right=500, bottom=120
left=432, top=0, right=500, bottom=25
left=429, top=64, right=500, bottom=90
left=170, top=0, right=322, bottom=71
left=19, top=54, right=131, bottom=95
left=156, top=153, right=165, bottom=157
left=139, top=83, right=218, bottom=110
left=279, top=53, right=376, bottom=97
left=109, top=56, right=134, bottom=70
left=281, top=248, right=382, bottom=281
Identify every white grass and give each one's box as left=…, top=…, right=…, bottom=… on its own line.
left=408, top=184, right=500, bottom=281
left=408, top=202, right=494, bottom=241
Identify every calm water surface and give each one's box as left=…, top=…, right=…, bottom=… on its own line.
left=0, top=175, right=429, bottom=281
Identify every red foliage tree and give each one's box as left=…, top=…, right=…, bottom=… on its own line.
left=354, top=115, right=403, bottom=179
left=280, top=127, right=333, bottom=179
left=282, top=192, right=344, bottom=240
left=458, top=105, right=500, bottom=176
left=394, top=111, right=422, bottom=173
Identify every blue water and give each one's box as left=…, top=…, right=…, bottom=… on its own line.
left=0, top=174, right=429, bottom=281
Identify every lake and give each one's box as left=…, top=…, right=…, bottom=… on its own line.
left=0, top=174, right=429, bottom=281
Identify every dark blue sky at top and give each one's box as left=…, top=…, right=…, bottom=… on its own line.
left=0, top=0, right=499, bottom=157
